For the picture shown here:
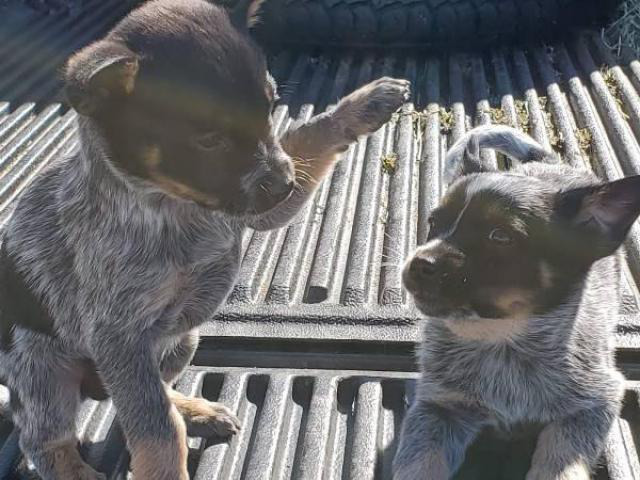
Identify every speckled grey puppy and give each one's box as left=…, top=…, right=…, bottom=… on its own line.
left=394, top=125, right=636, bottom=480
left=0, top=1, right=410, bottom=479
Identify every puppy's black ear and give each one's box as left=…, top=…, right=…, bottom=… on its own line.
left=444, top=125, right=553, bottom=185
left=444, top=128, right=498, bottom=185
left=64, top=40, right=139, bottom=116
left=230, top=0, right=266, bottom=29
left=556, top=175, right=640, bottom=258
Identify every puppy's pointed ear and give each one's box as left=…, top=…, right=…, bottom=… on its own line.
left=444, top=125, right=553, bottom=185
left=556, top=175, right=640, bottom=258
left=444, top=132, right=497, bottom=184
left=230, top=0, right=266, bottom=29
left=64, top=40, right=139, bottom=116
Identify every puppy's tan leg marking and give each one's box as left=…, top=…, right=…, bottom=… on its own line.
left=46, top=439, right=106, bottom=480
left=526, top=424, right=591, bottom=480
left=393, top=449, right=449, bottom=480
left=129, top=405, right=189, bottom=480
left=168, top=389, right=241, bottom=438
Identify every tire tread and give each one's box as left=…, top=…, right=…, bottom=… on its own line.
left=258, top=0, right=621, bottom=47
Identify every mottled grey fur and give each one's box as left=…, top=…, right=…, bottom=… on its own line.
left=394, top=126, right=626, bottom=480
left=0, top=9, right=410, bottom=480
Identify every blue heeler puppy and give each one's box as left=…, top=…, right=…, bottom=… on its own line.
left=0, top=0, right=410, bottom=478
left=394, top=125, right=636, bottom=480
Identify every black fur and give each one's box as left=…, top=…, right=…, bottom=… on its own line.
left=0, top=241, right=55, bottom=351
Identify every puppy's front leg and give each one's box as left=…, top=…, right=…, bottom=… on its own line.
left=91, top=335, right=188, bottom=480
left=393, top=399, right=487, bottom=480
left=283, top=76, right=411, bottom=170
left=526, top=401, right=620, bottom=480
left=249, top=77, right=410, bottom=231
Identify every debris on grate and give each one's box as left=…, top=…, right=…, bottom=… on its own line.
left=411, top=111, right=428, bottom=140
left=439, top=107, right=454, bottom=134
left=577, top=127, right=595, bottom=156
left=381, top=152, right=398, bottom=174
left=601, top=64, right=632, bottom=121
left=515, top=99, right=531, bottom=134
left=538, top=96, right=566, bottom=154
left=483, top=106, right=508, bottom=126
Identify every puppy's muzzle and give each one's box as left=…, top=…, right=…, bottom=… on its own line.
left=256, top=173, right=295, bottom=207
left=404, top=241, right=466, bottom=294
left=246, top=140, right=296, bottom=214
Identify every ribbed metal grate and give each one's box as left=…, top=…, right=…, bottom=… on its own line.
left=3, top=36, right=640, bottom=334
left=215, top=36, right=640, bottom=352
left=5, top=366, right=640, bottom=479
left=222, top=38, right=640, bottom=314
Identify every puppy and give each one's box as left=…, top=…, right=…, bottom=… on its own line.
left=0, top=1, right=410, bottom=478
left=394, top=125, right=636, bottom=480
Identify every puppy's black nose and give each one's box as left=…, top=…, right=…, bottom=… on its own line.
left=408, top=243, right=465, bottom=284
left=272, top=179, right=295, bottom=203
left=257, top=177, right=295, bottom=207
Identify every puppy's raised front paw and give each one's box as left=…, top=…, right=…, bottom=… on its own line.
left=335, top=77, right=411, bottom=141
left=172, top=394, right=241, bottom=438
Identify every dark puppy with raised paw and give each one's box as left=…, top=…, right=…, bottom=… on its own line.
left=0, top=1, right=409, bottom=479
left=394, top=125, right=634, bottom=480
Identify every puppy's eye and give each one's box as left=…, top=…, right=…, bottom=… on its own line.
left=489, top=228, right=513, bottom=245
left=194, top=132, right=229, bottom=152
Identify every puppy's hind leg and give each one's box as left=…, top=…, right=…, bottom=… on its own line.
left=160, top=330, right=240, bottom=438
left=9, top=353, right=105, bottom=480
left=393, top=399, right=487, bottom=480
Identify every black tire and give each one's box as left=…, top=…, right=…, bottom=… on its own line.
left=256, top=0, right=623, bottom=48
